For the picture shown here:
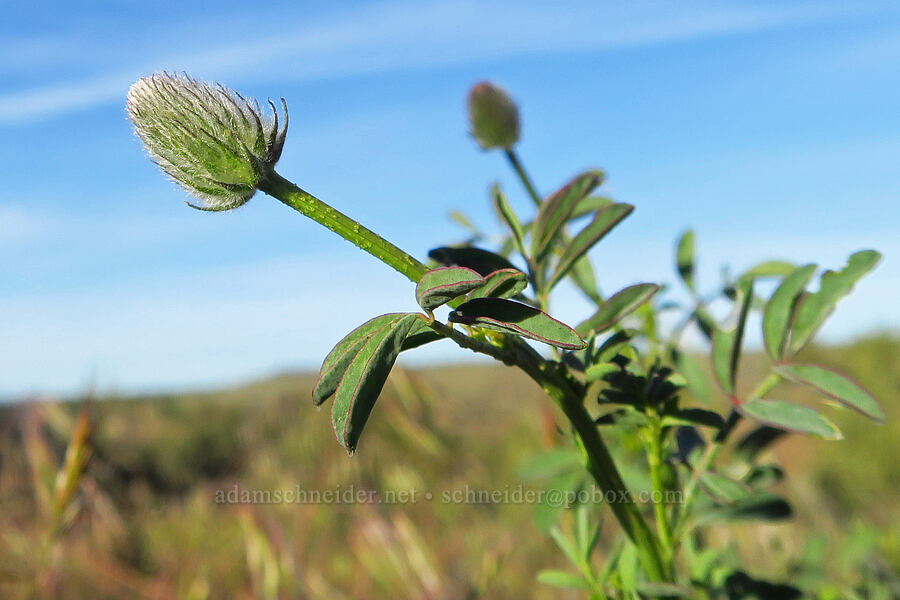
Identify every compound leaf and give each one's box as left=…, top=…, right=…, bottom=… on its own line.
left=313, top=313, right=408, bottom=405
left=331, top=313, right=421, bottom=452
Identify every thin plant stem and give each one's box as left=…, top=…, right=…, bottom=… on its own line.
left=504, top=148, right=542, bottom=207
left=428, top=321, right=668, bottom=581
left=259, top=170, right=428, bottom=284
left=646, top=416, right=674, bottom=564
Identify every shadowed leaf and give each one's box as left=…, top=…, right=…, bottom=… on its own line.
left=449, top=297, right=585, bottom=349
left=661, top=408, right=725, bottom=430
left=735, top=425, right=787, bottom=461
left=695, top=493, right=793, bottom=525
left=428, top=246, right=518, bottom=276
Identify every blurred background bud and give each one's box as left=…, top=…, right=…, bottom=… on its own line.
left=126, top=73, right=288, bottom=211
left=467, top=81, right=520, bottom=150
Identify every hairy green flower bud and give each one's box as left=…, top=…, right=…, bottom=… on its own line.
left=467, top=81, right=520, bottom=150
left=126, top=73, right=288, bottom=211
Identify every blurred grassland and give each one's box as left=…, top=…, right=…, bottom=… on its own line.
left=0, top=334, right=897, bottom=598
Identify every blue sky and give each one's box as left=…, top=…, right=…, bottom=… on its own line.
left=1, top=0, right=898, bottom=398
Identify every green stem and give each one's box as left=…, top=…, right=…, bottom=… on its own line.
left=647, top=417, right=673, bottom=562
left=259, top=170, right=428, bottom=284
left=504, top=148, right=542, bottom=207
left=672, top=372, right=782, bottom=540
left=428, top=322, right=668, bottom=581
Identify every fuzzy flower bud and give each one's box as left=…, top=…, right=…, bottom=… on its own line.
left=467, top=81, right=520, bottom=150
left=126, top=73, right=288, bottom=211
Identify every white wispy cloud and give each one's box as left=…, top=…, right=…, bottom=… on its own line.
left=0, top=0, right=858, bottom=124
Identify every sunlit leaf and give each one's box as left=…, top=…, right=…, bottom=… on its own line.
left=536, top=570, right=588, bottom=590
left=789, top=250, right=881, bottom=354
left=415, top=266, right=484, bottom=312
left=762, top=264, right=817, bottom=360
left=569, top=195, right=613, bottom=220
left=774, top=363, right=884, bottom=422
left=738, top=399, right=842, bottom=440
left=331, top=314, right=422, bottom=452
left=711, top=279, right=753, bottom=394
left=700, top=471, right=753, bottom=504
left=738, top=260, right=795, bottom=285
left=547, top=202, right=633, bottom=289
left=531, top=171, right=603, bottom=260
left=492, top=184, right=527, bottom=257
left=466, top=268, right=528, bottom=300
left=449, top=297, right=585, bottom=349
left=576, top=284, right=659, bottom=337
left=313, top=313, right=408, bottom=405
left=676, top=230, right=696, bottom=291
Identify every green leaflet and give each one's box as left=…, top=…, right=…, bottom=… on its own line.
left=569, top=195, right=613, bottom=220
left=569, top=254, right=602, bottom=304
left=699, top=471, right=753, bottom=504
left=547, top=202, right=633, bottom=290
left=774, top=363, right=884, bottom=422
left=312, top=313, right=408, bottom=405
left=401, top=318, right=443, bottom=351
left=449, top=297, right=585, bottom=349
left=428, top=246, right=518, bottom=276
left=694, top=493, right=792, bottom=526
left=536, top=570, right=588, bottom=590
left=332, top=313, right=422, bottom=453
left=576, top=284, right=659, bottom=337
left=531, top=171, right=603, bottom=260
left=738, top=398, right=842, bottom=440
left=789, top=250, right=881, bottom=354
left=737, top=260, right=795, bottom=285
left=660, top=408, right=725, bottom=430
left=492, top=184, right=526, bottom=257
left=711, top=279, right=753, bottom=394
left=466, top=268, right=528, bottom=300
left=735, top=426, right=787, bottom=462
left=415, top=266, right=484, bottom=312
left=676, top=230, right=695, bottom=292
left=762, top=263, right=817, bottom=360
